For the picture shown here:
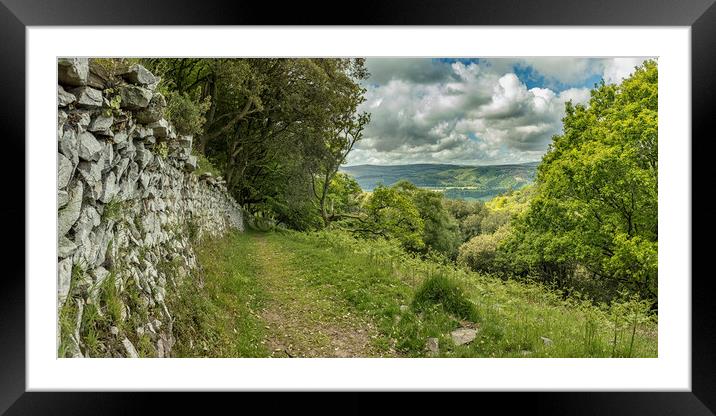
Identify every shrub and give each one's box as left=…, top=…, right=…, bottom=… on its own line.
left=165, top=91, right=211, bottom=136
left=412, top=274, right=478, bottom=321
left=457, top=225, right=511, bottom=274
left=460, top=213, right=485, bottom=241
left=443, top=199, right=488, bottom=241
left=480, top=209, right=511, bottom=234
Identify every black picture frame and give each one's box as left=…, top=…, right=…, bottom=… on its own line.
left=1, top=0, right=711, bottom=414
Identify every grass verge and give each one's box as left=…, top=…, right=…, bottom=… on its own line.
left=168, top=231, right=269, bottom=357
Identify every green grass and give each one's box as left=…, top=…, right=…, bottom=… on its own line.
left=58, top=263, right=87, bottom=358
left=101, top=198, right=123, bottom=222
left=71, top=271, right=127, bottom=357
left=271, top=231, right=481, bottom=356
left=168, top=231, right=269, bottom=357
left=258, top=230, right=657, bottom=357
left=166, top=228, right=657, bottom=358
left=80, top=302, right=104, bottom=356
left=192, top=152, right=222, bottom=178
left=264, top=230, right=414, bottom=355
left=412, top=274, right=479, bottom=322
left=58, top=298, right=80, bottom=358
left=100, top=273, right=123, bottom=324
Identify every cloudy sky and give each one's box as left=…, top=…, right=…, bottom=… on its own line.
left=346, top=57, right=651, bottom=166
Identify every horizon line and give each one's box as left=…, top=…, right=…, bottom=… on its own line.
left=341, top=160, right=541, bottom=168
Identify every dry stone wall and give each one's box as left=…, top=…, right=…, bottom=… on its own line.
left=57, top=58, right=243, bottom=357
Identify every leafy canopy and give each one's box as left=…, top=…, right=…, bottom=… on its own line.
left=504, top=60, right=658, bottom=300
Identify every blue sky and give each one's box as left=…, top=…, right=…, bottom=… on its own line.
left=435, top=58, right=602, bottom=90
left=511, top=63, right=603, bottom=91
left=348, top=57, right=650, bottom=166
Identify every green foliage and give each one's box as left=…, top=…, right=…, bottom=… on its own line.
left=603, top=234, right=657, bottom=298
left=412, top=274, right=479, bottom=322
left=103, top=92, right=122, bottom=118
left=101, top=198, right=123, bottom=222
left=341, top=181, right=461, bottom=258
left=444, top=199, right=488, bottom=241
left=357, top=185, right=425, bottom=252
left=479, top=209, right=511, bottom=234
left=479, top=186, right=534, bottom=234
left=392, top=181, right=462, bottom=258
left=262, top=194, right=323, bottom=232
left=98, top=86, right=124, bottom=118
left=165, top=91, right=211, bottom=136
left=156, top=142, right=169, bottom=160
left=153, top=59, right=364, bottom=221
left=138, top=58, right=373, bottom=231
left=192, top=151, right=222, bottom=178
left=485, top=186, right=534, bottom=213
left=606, top=292, right=655, bottom=357
left=185, top=217, right=199, bottom=242
left=90, top=57, right=139, bottom=78
left=325, top=172, right=363, bottom=217
left=58, top=297, right=79, bottom=358
left=59, top=269, right=139, bottom=357
left=503, top=60, right=658, bottom=302
left=79, top=301, right=111, bottom=357
left=100, top=273, right=123, bottom=324
left=457, top=225, right=512, bottom=274
left=246, top=209, right=278, bottom=232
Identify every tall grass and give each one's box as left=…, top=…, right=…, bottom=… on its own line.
left=168, top=231, right=269, bottom=357
left=285, top=229, right=657, bottom=357
left=412, top=274, right=479, bottom=322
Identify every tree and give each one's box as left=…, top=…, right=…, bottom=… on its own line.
left=142, top=58, right=372, bottom=230
left=141, top=58, right=217, bottom=138
left=307, top=59, right=371, bottom=227
left=325, top=172, right=364, bottom=218
left=352, top=186, right=425, bottom=252
left=444, top=199, right=488, bottom=241
left=503, top=60, right=658, bottom=301
left=392, top=181, right=461, bottom=258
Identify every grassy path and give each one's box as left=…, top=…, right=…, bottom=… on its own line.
left=253, top=233, right=388, bottom=357
left=175, top=229, right=657, bottom=358
left=175, top=231, right=401, bottom=357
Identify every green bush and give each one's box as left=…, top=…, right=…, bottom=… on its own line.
left=457, top=225, right=511, bottom=274
left=165, top=91, right=211, bottom=136
left=480, top=209, right=511, bottom=234
left=412, top=274, right=478, bottom=322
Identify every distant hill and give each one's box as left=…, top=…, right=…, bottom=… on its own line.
left=340, top=162, right=539, bottom=201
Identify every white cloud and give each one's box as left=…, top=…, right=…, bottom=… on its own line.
left=602, top=57, right=650, bottom=84
left=523, top=58, right=600, bottom=84
left=348, top=57, right=651, bottom=166
left=558, top=87, right=592, bottom=104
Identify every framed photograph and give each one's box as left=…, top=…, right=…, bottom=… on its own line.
left=4, top=0, right=711, bottom=413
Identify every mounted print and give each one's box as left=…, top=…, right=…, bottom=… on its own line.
left=3, top=0, right=704, bottom=408
left=56, top=56, right=658, bottom=359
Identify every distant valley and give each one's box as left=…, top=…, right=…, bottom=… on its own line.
left=340, top=162, right=539, bottom=201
